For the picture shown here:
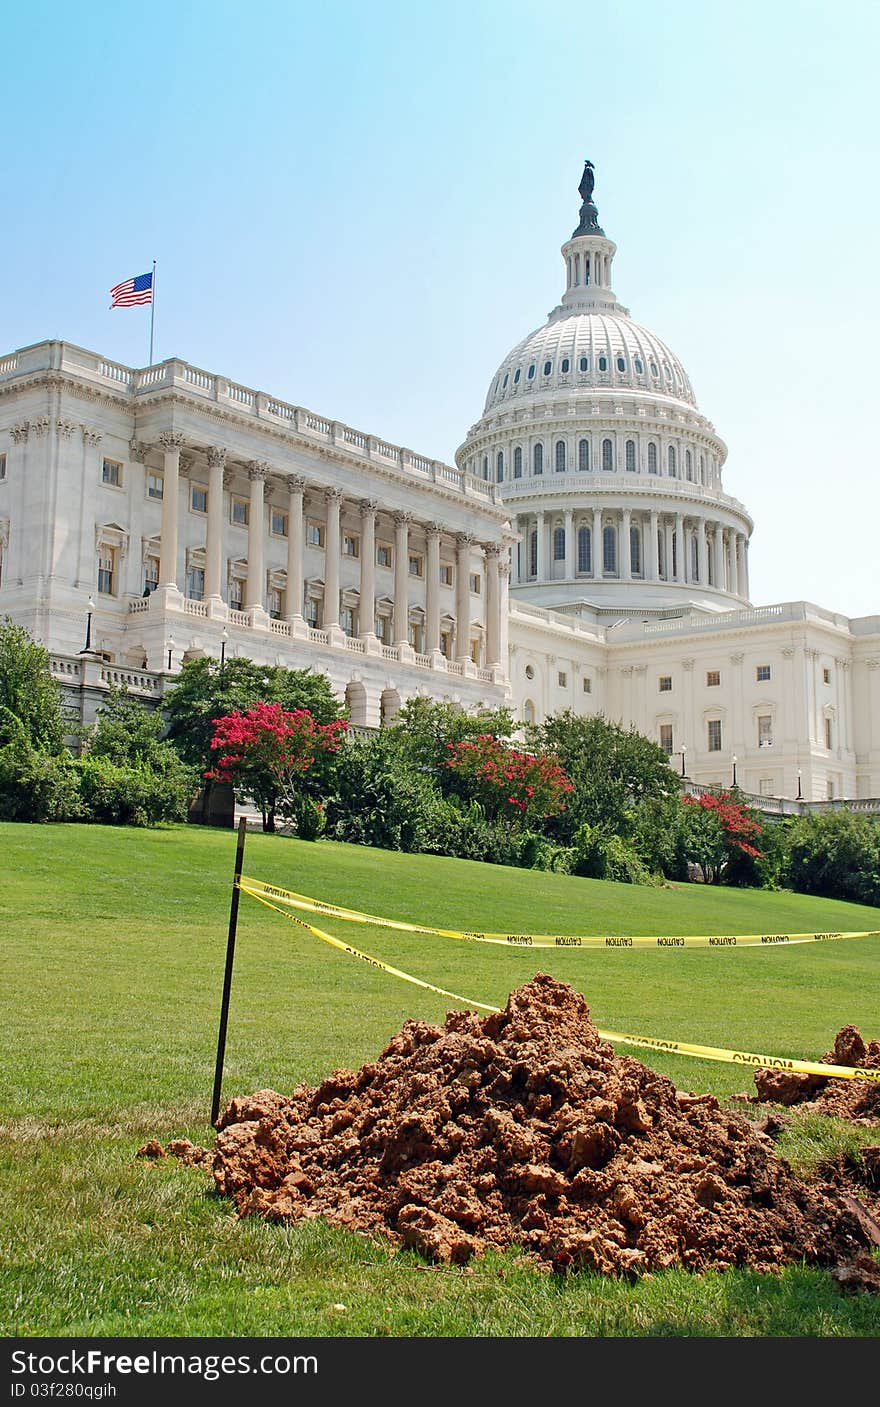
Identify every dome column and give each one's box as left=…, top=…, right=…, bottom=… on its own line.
left=592, top=507, right=602, bottom=578
left=663, top=518, right=674, bottom=581
left=727, top=529, right=738, bottom=596
left=675, top=513, right=685, bottom=583
left=697, top=518, right=709, bottom=586
left=736, top=534, right=748, bottom=601
left=535, top=511, right=546, bottom=582
left=564, top=508, right=574, bottom=579
left=621, top=507, right=632, bottom=580
left=713, top=524, right=725, bottom=592
left=648, top=509, right=659, bottom=582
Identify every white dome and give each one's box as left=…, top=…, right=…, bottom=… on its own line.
left=482, top=308, right=696, bottom=415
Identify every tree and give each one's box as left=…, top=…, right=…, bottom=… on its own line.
left=680, top=791, right=763, bottom=884
left=785, top=810, right=880, bottom=906
left=443, top=733, right=573, bottom=826
left=76, top=685, right=198, bottom=826
left=390, top=696, right=516, bottom=780
left=163, top=657, right=344, bottom=771
left=205, top=702, right=347, bottom=833
left=0, top=616, right=67, bottom=752
left=525, top=711, right=680, bottom=842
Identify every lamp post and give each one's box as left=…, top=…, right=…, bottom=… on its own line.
left=680, top=744, right=687, bottom=778
left=220, top=627, right=228, bottom=683
left=796, top=767, right=803, bottom=801
left=167, top=634, right=174, bottom=672
left=79, top=596, right=94, bottom=654
left=731, top=754, right=738, bottom=787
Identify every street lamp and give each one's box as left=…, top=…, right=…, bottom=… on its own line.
left=680, top=744, right=687, bottom=777
left=219, top=627, right=228, bottom=682
left=79, top=596, right=94, bottom=654
left=796, top=767, right=803, bottom=800
left=167, top=634, right=174, bottom=672
left=732, top=754, right=738, bottom=787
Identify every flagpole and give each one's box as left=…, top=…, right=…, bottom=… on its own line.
left=149, top=260, right=157, bottom=365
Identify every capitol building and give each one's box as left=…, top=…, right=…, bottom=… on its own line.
left=1, top=163, right=878, bottom=802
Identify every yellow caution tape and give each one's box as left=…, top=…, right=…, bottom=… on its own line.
left=238, top=880, right=880, bottom=1085
left=238, top=876, right=880, bottom=951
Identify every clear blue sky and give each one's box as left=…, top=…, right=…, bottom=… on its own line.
left=3, top=0, right=878, bottom=617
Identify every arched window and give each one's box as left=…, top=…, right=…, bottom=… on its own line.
left=513, top=368, right=521, bottom=384
left=649, top=361, right=659, bottom=377
left=578, top=438, right=590, bottom=472
left=700, top=453, right=706, bottom=484
left=602, top=438, right=614, bottom=471
left=527, top=363, right=536, bottom=380
left=496, top=450, right=504, bottom=482
left=523, top=699, right=535, bottom=725
left=513, top=446, right=522, bottom=478
left=533, top=442, right=543, bottom=475
left=625, top=439, right=636, bottom=472
left=561, top=357, right=570, bottom=373
left=555, top=439, right=566, bottom=473
left=529, top=530, right=537, bottom=576
left=603, top=525, right=617, bottom=573
left=598, top=355, right=608, bottom=371
left=482, top=455, right=488, bottom=479
left=543, top=360, right=552, bottom=376
left=502, top=373, right=509, bottom=389
left=630, top=525, right=642, bottom=575
left=577, top=525, right=591, bottom=573
left=579, top=355, right=589, bottom=372
left=685, top=448, right=693, bottom=481
left=634, top=357, right=644, bottom=374
left=616, top=356, right=626, bottom=372
left=691, top=533, right=699, bottom=581
left=647, top=442, right=657, bottom=474
left=553, top=526, right=565, bottom=560
left=668, top=445, right=677, bottom=477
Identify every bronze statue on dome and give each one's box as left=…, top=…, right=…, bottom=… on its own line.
left=573, top=158, right=605, bottom=238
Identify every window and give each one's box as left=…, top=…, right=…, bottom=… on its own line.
left=529, top=530, right=537, bottom=575
left=561, top=357, right=570, bottom=373
left=602, top=524, right=616, bottom=573
left=557, top=671, right=567, bottom=688
left=0, top=452, right=6, bottom=480
left=482, top=456, right=488, bottom=479
left=706, top=670, right=721, bottom=687
left=186, top=565, right=205, bottom=601
left=231, top=498, right=249, bottom=526
left=374, top=613, right=390, bottom=643
left=756, top=664, right=771, bottom=682
left=440, top=562, right=453, bottom=586
left=496, top=450, right=504, bottom=481
left=625, top=439, right=636, bottom=472
left=579, top=356, right=589, bottom=372
left=758, top=715, right=773, bottom=747
left=825, top=716, right=833, bottom=750
left=376, top=542, right=392, bottom=568
left=659, top=676, right=672, bottom=692
left=668, top=445, right=677, bottom=476
left=543, top=360, right=552, bottom=376
left=102, top=458, right=122, bottom=487
left=555, top=440, right=566, bottom=472
left=228, top=577, right=243, bottom=611
left=578, top=438, right=590, bottom=472
left=686, top=449, right=693, bottom=481
left=707, top=718, right=722, bottom=752
left=598, top=355, right=608, bottom=371
left=630, top=525, right=642, bottom=575
left=553, top=527, right=565, bottom=561
left=143, top=555, right=159, bottom=594
left=525, top=664, right=535, bottom=680
left=533, top=443, right=543, bottom=474
left=307, top=520, right=325, bottom=548
left=97, top=549, right=116, bottom=595
left=634, top=358, right=644, bottom=374
left=408, top=619, right=424, bottom=652
left=577, top=525, right=591, bottom=573
left=602, top=438, right=613, bottom=471
left=527, top=364, right=536, bottom=380
left=514, top=368, right=521, bottom=384
left=305, top=596, right=321, bottom=629
left=409, top=553, right=423, bottom=578
left=469, top=572, right=481, bottom=594
left=440, top=628, right=453, bottom=659
left=583, top=677, right=592, bottom=694
left=470, top=637, right=482, bottom=664
left=272, top=510, right=289, bottom=538
left=616, top=356, right=626, bottom=372
left=340, top=606, right=356, bottom=637
left=823, top=667, right=831, bottom=684
left=759, top=777, right=774, bottom=797
left=647, top=442, right=657, bottom=474
left=190, top=484, right=208, bottom=514
left=146, top=472, right=163, bottom=500
left=514, top=446, right=523, bottom=478
left=659, top=724, right=674, bottom=755
left=502, top=373, right=508, bottom=389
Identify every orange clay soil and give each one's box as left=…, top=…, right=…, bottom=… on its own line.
left=142, top=975, right=880, bottom=1285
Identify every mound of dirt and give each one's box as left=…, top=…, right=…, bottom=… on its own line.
left=752, top=1025, right=880, bottom=1120
left=148, top=975, right=879, bottom=1281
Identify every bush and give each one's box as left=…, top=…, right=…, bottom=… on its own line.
left=568, top=823, right=658, bottom=885
left=326, top=732, right=437, bottom=852
left=785, top=811, right=880, bottom=906
left=75, top=755, right=191, bottom=827
left=0, top=719, right=81, bottom=822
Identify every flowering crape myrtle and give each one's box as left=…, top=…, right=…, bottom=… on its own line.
left=444, top=733, right=573, bottom=825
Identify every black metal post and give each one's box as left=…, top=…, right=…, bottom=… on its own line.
left=680, top=747, right=687, bottom=777
left=732, top=755, right=738, bottom=787
left=79, top=597, right=94, bottom=655
left=211, top=815, right=247, bottom=1128
left=796, top=769, right=803, bottom=800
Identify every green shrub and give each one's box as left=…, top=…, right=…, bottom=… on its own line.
left=0, top=718, right=81, bottom=822
left=785, top=810, right=880, bottom=906
left=569, top=822, right=657, bottom=885
left=75, top=755, right=191, bottom=827
left=327, top=732, right=437, bottom=852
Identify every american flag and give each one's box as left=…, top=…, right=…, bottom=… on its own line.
left=110, top=271, right=153, bottom=307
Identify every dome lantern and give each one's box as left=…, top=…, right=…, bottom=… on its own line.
left=560, top=159, right=620, bottom=315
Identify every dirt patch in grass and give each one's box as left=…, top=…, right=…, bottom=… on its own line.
left=143, top=975, right=880, bottom=1288
left=750, top=1025, right=880, bottom=1121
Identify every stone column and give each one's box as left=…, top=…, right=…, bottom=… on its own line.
left=713, top=524, right=725, bottom=591
left=392, top=511, right=412, bottom=646
left=648, top=509, right=659, bottom=582
left=697, top=518, right=708, bottom=587
left=675, top=513, right=685, bottom=583
left=455, top=533, right=473, bottom=661
left=359, top=499, right=378, bottom=642
left=158, top=431, right=184, bottom=591
left=323, top=487, right=343, bottom=630
left=620, top=507, right=632, bottom=580
left=736, top=534, right=747, bottom=601
left=205, top=446, right=227, bottom=608
left=285, top=475, right=306, bottom=631
left=727, top=530, right=738, bottom=597
left=484, top=543, right=502, bottom=668
left=425, top=523, right=442, bottom=654
left=592, top=507, right=602, bottom=577
left=245, top=461, right=268, bottom=610
left=564, top=507, right=574, bottom=579
left=535, top=511, right=546, bottom=582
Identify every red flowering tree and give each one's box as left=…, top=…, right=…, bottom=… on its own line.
left=206, top=702, right=347, bottom=833
left=681, top=790, right=763, bottom=883
left=444, top=734, right=573, bottom=827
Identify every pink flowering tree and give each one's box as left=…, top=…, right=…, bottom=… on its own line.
left=206, top=702, right=347, bottom=834
left=444, top=733, right=573, bottom=827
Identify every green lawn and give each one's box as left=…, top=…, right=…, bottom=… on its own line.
left=2, top=820, right=880, bottom=1338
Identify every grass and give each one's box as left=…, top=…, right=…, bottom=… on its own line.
left=2, top=820, right=880, bottom=1339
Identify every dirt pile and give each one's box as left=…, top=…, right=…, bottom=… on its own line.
left=753, top=1025, right=880, bottom=1120
left=151, top=975, right=878, bottom=1280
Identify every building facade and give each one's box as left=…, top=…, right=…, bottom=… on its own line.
left=1, top=163, right=877, bottom=797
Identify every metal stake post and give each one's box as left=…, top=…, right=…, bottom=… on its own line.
left=211, top=815, right=247, bottom=1127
